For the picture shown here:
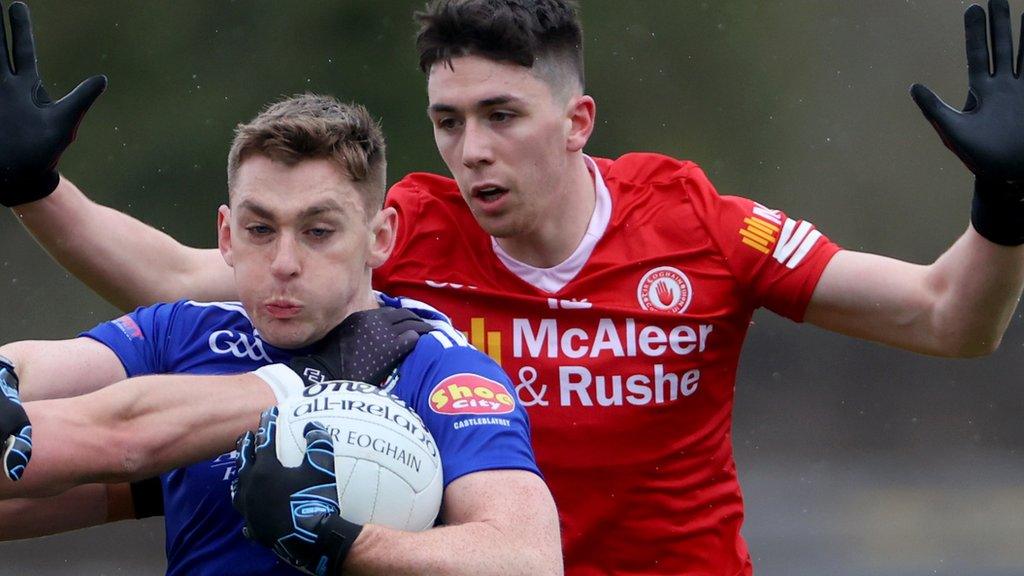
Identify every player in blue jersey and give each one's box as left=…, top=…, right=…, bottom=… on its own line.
left=0, top=92, right=562, bottom=575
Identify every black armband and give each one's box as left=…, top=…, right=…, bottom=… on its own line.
left=971, top=178, right=1024, bottom=246
left=130, top=476, right=165, bottom=519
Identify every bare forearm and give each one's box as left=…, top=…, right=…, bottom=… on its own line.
left=343, top=472, right=562, bottom=576
left=924, top=226, right=1024, bottom=355
left=807, top=227, right=1024, bottom=357
left=0, top=338, right=127, bottom=401
left=0, top=373, right=275, bottom=498
left=345, top=521, right=561, bottom=576
left=108, top=373, right=276, bottom=479
left=13, top=176, right=235, bottom=311
left=0, top=484, right=109, bottom=540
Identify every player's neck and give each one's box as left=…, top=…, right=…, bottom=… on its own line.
left=494, top=155, right=595, bottom=268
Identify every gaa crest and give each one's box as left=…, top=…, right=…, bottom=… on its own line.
left=637, top=266, right=693, bottom=314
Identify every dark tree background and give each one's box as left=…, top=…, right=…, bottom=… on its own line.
left=0, top=2, right=1021, bottom=574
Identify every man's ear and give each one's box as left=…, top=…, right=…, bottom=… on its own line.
left=217, top=205, right=235, bottom=267
left=367, top=206, right=397, bottom=269
left=566, top=94, right=596, bottom=153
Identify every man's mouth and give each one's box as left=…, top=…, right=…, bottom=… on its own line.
left=265, top=301, right=303, bottom=319
left=472, top=184, right=509, bottom=205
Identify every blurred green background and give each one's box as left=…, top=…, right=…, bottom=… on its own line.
left=0, top=1, right=1022, bottom=574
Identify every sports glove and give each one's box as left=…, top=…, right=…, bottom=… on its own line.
left=0, top=2, right=106, bottom=207
left=232, top=408, right=361, bottom=576
left=255, top=306, right=435, bottom=402
left=911, top=0, right=1024, bottom=245
left=0, top=355, right=31, bottom=481
left=291, top=306, right=435, bottom=386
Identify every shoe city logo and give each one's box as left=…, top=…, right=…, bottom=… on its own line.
left=208, top=330, right=272, bottom=362
left=636, top=266, right=693, bottom=314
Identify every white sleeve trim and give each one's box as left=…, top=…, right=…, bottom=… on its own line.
left=253, top=364, right=305, bottom=404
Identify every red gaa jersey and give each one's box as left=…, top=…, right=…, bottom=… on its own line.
left=375, top=153, right=841, bottom=576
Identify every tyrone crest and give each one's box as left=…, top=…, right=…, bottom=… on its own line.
left=637, top=266, right=693, bottom=314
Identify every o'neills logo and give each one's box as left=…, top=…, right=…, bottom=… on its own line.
left=429, top=374, right=515, bottom=415
left=637, top=266, right=692, bottom=314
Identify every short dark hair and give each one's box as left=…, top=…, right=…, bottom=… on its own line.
left=226, top=94, right=387, bottom=212
left=415, top=0, right=584, bottom=90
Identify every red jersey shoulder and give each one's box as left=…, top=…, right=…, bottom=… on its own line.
left=388, top=172, right=460, bottom=214
left=597, top=153, right=718, bottom=209
left=593, top=152, right=839, bottom=320
left=699, top=194, right=841, bottom=320
left=386, top=172, right=484, bottom=233
left=379, top=172, right=493, bottom=291
left=597, top=152, right=705, bottom=186
left=591, top=153, right=723, bottom=240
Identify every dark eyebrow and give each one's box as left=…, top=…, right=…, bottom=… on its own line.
left=479, top=95, right=521, bottom=107
left=428, top=94, right=524, bottom=114
left=236, top=199, right=346, bottom=220
left=299, top=202, right=345, bottom=219
left=236, top=199, right=274, bottom=219
left=428, top=103, right=457, bottom=114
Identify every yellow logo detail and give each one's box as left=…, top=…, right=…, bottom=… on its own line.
left=739, top=216, right=779, bottom=254
left=462, top=317, right=502, bottom=365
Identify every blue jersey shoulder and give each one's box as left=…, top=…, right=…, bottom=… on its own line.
left=82, top=299, right=293, bottom=377
left=389, top=316, right=539, bottom=487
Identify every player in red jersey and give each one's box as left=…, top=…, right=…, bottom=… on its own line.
left=3, top=0, right=1024, bottom=574
left=377, top=157, right=841, bottom=574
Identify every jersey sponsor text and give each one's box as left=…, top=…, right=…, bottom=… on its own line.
left=509, top=317, right=713, bottom=407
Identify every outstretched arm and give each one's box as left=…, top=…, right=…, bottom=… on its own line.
left=0, top=337, right=274, bottom=494
left=0, top=2, right=234, bottom=311
left=0, top=307, right=430, bottom=498
left=806, top=229, right=1024, bottom=357
left=0, top=371, right=277, bottom=499
left=16, top=177, right=236, bottom=311
left=806, top=0, right=1024, bottom=357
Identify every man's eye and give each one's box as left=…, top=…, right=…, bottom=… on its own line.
left=246, top=225, right=272, bottom=236
left=308, top=228, right=334, bottom=239
left=436, top=117, right=460, bottom=130
left=490, top=111, right=515, bottom=123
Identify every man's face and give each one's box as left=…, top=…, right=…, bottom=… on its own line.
left=218, top=156, right=391, bottom=349
left=427, top=54, right=578, bottom=240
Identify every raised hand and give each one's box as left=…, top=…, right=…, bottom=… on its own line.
left=0, top=2, right=106, bottom=206
left=911, top=0, right=1024, bottom=245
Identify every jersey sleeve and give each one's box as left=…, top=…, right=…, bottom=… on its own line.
left=687, top=168, right=842, bottom=321
left=399, top=339, right=539, bottom=487
left=79, top=302, right=180, bottom=377
left=377, top=174, right=436, bottom=290
left=376, top=178, right=419, bottom=286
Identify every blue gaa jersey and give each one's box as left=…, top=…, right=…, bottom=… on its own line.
left=83, top=294, right=538, bottom=576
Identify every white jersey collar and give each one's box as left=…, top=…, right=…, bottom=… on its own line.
left=492, top=155, right=611, bottom=293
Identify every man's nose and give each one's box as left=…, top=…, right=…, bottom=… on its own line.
left=461, top=119, right=494, bottom=168
left=270, top=234, right=301, bottom=279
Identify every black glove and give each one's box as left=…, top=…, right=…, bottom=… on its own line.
left=911, top=0, right=1024, bottom=245
left=0, top=355, right=31, bottom=481
left=0, top=2, right=106, bottom=206
left=289, top=306, right=434, bottom=388
left=232, top=408, right=362, bottom=576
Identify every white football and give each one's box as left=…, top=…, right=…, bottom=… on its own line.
left=274, top=380, right=443, bottom=531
